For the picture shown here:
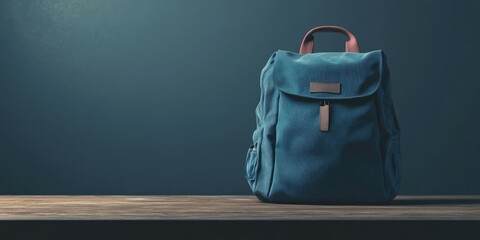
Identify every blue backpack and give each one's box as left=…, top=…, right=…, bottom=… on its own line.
left=245, top=26, right=401, bottom=204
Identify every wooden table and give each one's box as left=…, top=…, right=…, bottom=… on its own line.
left=0, top=195, right=479, bottom=220
left=0, top=195, right=479, bottom=239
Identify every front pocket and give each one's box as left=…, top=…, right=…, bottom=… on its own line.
left=245, top=145, right=258, bottom=181
left=270, top=94, right=386, bottom=203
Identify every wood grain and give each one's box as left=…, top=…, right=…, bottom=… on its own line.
left=0, top=195, right=479, bottom=220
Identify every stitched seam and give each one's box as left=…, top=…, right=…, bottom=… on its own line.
left=378, top=51, right=390, bottom=201
left=266, top=55, right=280, bottom=200
left=266, top=92, right=280, bottom=200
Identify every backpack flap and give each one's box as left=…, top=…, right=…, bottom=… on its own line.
left=273, top=50, right=384, bottom=100
left=273, top=49, right=385, bottom=132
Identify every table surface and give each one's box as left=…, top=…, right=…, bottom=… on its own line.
left=0, top=195, right=479, bottom=220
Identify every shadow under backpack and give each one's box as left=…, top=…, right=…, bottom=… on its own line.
left=245, top=26, right=401, bottom=204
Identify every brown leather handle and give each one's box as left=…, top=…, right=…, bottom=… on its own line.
left=299, top=26, right=360, bottom=54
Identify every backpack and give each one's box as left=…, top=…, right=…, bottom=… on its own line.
left=245, top=26, right=401, bottom=204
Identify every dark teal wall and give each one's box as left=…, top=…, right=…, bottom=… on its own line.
left=1, top=0, right=479, bottom=194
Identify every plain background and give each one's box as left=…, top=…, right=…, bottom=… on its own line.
left=0, top=0, right=479, bottom=195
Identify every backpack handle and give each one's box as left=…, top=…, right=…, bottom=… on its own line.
left=299, top=26, right=360, bottom=54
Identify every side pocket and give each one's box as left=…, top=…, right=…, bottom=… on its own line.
left=384, top=140, right=401, bottom=199
left=245, top=144, right=259, bottom=182
left=392, top=143, right=401, bottom=182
